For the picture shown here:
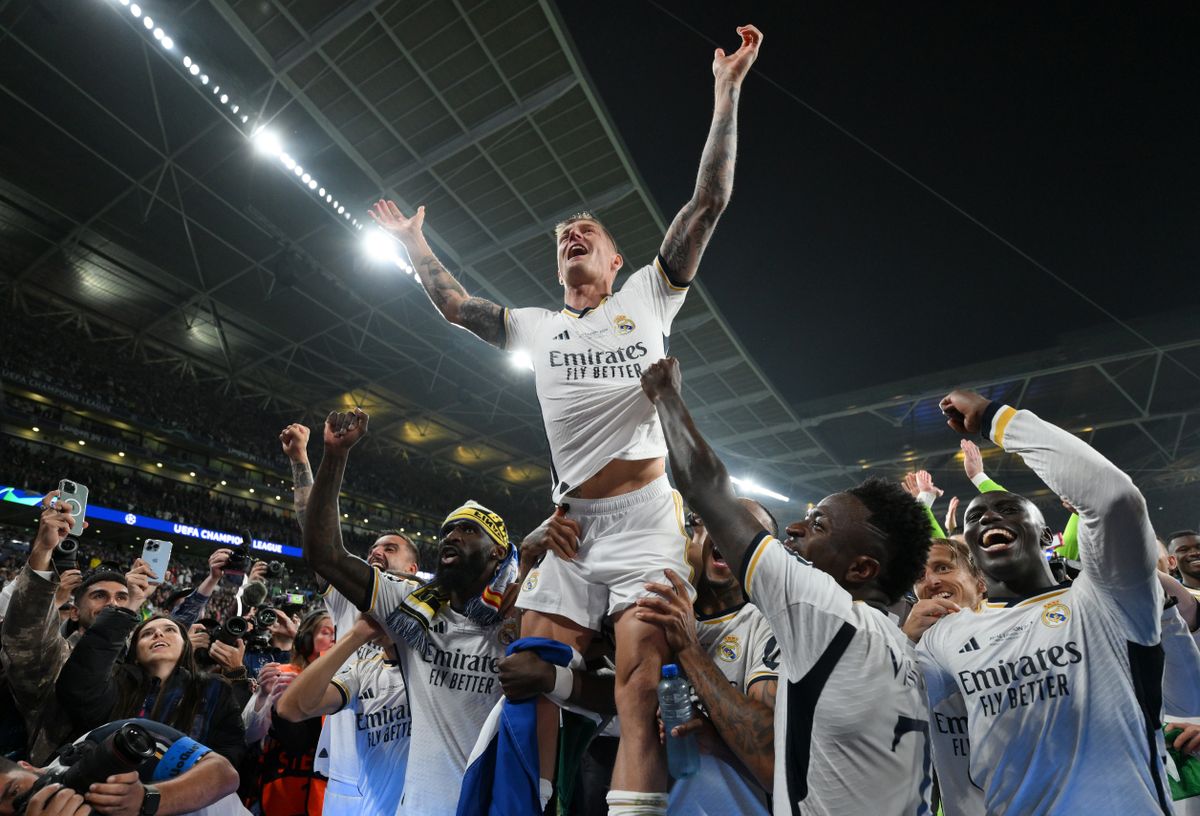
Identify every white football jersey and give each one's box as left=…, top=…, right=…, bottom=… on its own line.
left=918, top=406, right=1169, bottom=815
left=669, top=602, right=780, bottom=815
left=367, top=568, right=506, bottom=816
left=329, top=652, right=411, bottom=815
left=505, top=256, right=688, bottom=501
left=741, top=533, right=931, bottom=815
left=315, top=585, right=386, bottom=782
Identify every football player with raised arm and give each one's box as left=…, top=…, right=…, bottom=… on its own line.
left=919, top=389, right=1170, bottom=813
left=368, top=25, right=763, bottom=814
left=640, top=357, right=933, bottom=816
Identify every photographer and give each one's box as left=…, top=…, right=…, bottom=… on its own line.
left=55, top=580, right=247, bottom=766
left=1, top=491, right=131, bottom=763
left=0, top=718, right=244, bottom=816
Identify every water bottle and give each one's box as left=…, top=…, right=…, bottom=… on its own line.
left=658, top=663, right=700, bottom=778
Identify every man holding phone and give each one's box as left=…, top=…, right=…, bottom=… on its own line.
left=0, top=489, right=156, bottom=762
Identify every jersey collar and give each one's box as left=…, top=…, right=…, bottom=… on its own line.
left=696, top=602, right=748, bottom=623
left=560, top=295, right=610, bottom=318
left=985, top=580, right=1073, bottom=609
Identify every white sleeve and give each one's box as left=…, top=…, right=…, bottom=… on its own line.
left=924, top=689, right=984, bottom=816
left=988, top=405, right=1161, bottom=643
left=740, top=532, right=860, bottom=680
left=1161, top=605, right=1200, bottom=718
left=743, top=610, right=781, bottom=690
left=916, top=625, right=960, bottom=710
left=322, top=585, right=351, bottom=626
left=619, top=256, right=689, bottom=333
left=503, top=306, right=548, bottom=352
left=330, top=659, right=364, bottom=713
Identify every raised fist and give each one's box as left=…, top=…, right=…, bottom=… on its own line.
left=939, top=390, right=992, bottom=435
left=279, top=423, right=311, bottom=462
left=323, top=409, right=369, bottom=454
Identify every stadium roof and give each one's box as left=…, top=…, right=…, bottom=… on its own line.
left=1, top=1, right=1197, bottom=525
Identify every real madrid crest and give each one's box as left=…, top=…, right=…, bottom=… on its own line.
left=718, top=634, right=741, bottom=662
left=523, top=570, right=539, bottom=593
left=614, top=313, right=635, bottom=335
left=1041, top=600, right=1070, bottom=628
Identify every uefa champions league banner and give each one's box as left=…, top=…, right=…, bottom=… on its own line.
left=0, top=485, right=302, bottom=558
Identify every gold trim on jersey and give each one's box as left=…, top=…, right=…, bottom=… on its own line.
left=330, top=677, right=350, bottom=711
left=984, top=587, right=1069, bottom=610
left=743, top=534, right=775, bottom=597
left=655, top=256, right=689, bottom=292
left=560, top=296, right=610, bottom=318
left=699, top=610, right=742, bottom=625
left=993, top=405, right=1018, bottom=447
left=671, top=490, right=695, bottom=585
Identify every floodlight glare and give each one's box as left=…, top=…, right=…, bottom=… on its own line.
left=219, top=94, right=228, bottom=104
left=189, top=64, right=199, bottom=76
left=325, top=194, right=333, bottom=202
left=119, top=0, right=129, bottom=6
left=212, top=85, right=220, bottom=94
left=241, top=115, right=249, bottom=123
left=281, top=155, right=296, bottom=170
left=252, top=128, right=283, bottom=157
left=301, top=173, right=311, bottom=183
left=363, top=229, right=400, bottom=264
left=307, top=179, right=318, bottom=189
left=183, top=56, right=192, bottom=67
left=337, top=205, right=345, bottom=214
left=729, top=476, right=790, bottom=503
left=130, top=3, right=141, bottom=17
left=318, top=187, right=326, bottom=196
left=293, top=165, right=304, bottom=177
left=231, top=104, right=238, bottom=113
left=152, top=27, right=163, bottom=39
left=510, top=351, right=535, bottom=371
left=143, top=16, right=153, bottom=29
left=200, top=74, right=208, bottom=84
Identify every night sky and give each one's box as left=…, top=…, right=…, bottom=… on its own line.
left=559, top=2, right=1200, bottom=406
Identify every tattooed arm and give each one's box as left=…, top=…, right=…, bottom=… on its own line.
left=659, top=25, right=762, bottom=284
left=368, top=200, right=506, bottom=347
left=637, top=568, right=775, bottom=789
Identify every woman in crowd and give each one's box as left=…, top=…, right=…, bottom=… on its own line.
left=55, top=609, right=247, bottom=764
left=244, top=609, right=336, bottom=816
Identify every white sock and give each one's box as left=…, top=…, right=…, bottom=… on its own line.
left=606, top=789, right=668, bottom=815
left=539, top=778, right=553, bottom=810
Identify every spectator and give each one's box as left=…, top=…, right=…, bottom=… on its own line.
left=55, top=570, right=247, bottom=765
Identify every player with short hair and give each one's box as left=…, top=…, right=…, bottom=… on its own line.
left=1168, top=531, right=1200, bottom=600
left=917, top=389, right=1170, bottom=813
left=640, top=357, right=933, bottom=815
left=368, top=24, right=763, bottom=813
left=281, top=422, right=419, bottom=815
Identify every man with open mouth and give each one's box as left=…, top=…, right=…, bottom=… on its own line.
left=916, top=388, right=1171, bottom=814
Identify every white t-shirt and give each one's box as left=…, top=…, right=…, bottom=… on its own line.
left=330, top=652, right=411, bottom=815
left=315, top=585, right=386, bottom=781
left=505, top=256, right=688, bottom=501
left=741, top=533, right=931, bottom=815
left=669, top=602, right=779, bottom=815
left=367, top=568, right=506, bottom=816
left=918, top=407, right=1169, bottom=815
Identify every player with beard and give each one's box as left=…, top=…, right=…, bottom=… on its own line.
left=640, top=358, right=933, bottom=816
left=1168, top=531, right=1200, bottom=601
left=303, top=409, right=514, bottom=816
left=634, top=498, right=780, bottom=815
left=280, top=422, right=419, bottom=815
left=368, top=26, right=762, bottom=814
left=916, top=389, right=1170, bottom=814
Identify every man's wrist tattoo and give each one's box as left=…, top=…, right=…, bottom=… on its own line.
left=291, top=460, right=314, bottom=488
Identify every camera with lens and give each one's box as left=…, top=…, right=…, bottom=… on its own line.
left=52, top=537, right=79, bottom=573
left=266, top=560, right=287, bottom=579
left=244, top=608, right=279, bottom=652
left=13, top=722, right=155, bottom=815
left=221, top=530, right=253, bottom=587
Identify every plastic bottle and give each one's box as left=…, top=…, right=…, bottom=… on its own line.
left=657, top=663, right=700, bottom=778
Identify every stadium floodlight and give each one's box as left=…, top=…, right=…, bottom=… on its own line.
left=183, top=56, right=192, bottom=67
left=241, top=114, right=248, bottom=123
left=730, top=476, right=790, bottom=503
left=219, top=94, right=228, bottom=104
left=119, top=0, right=129, bottom=6
left=301, top=173, right=311, bottom=184
left=337, top=204, right=344, bottom=214
left=200, top=74, right=208, bottom=85
left=130, top=3, right=141, bottom=17
left=510, top=351, right=534, bottom=371
left=143, top=16, right=153, bottom=29
left=230, top=104, right=238, bottom=113
left=362, top=228, right=406, bottom=267
left=280, top=155, right=296, bottom=171
left=189, top=63, right=199, bottom=76
left=253, top=128, right=283, bottom=157
left=160, top=35, right=172, bottom=49
left=152, top=27, right=163, bottom=39
left=307, top=179, right=318, bottom=189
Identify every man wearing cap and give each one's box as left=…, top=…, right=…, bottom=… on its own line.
left=303, top=409, right=517, bottom=816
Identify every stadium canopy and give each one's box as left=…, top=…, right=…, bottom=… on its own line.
left=1, top=1, right=1197, bottom=519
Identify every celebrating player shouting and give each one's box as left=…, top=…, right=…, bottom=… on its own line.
left=369, top=24, right=763, bottom=813
left=920, top=390, right=1169, bottom=813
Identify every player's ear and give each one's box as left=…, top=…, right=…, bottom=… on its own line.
left=844, top=554, right=880, bottom=586
left=611, top=252, right=624, bottom=275
left=1039, top=525, right=1054, bottom=549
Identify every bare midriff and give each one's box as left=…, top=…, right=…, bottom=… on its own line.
left=568, top=456, right=665, bottom=500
